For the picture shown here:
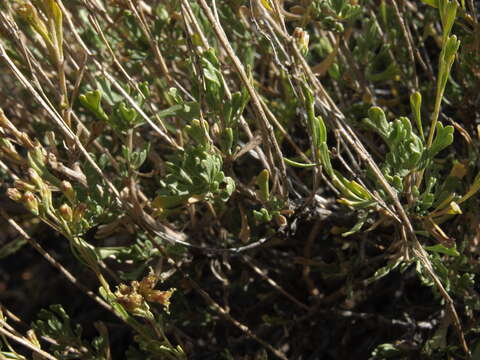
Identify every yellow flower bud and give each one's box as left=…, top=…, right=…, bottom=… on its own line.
left=23, top=191, right=39, bottom=215
left=293, top=27, right=309, bottom=56
left=28, top=168, right=44, bottom=190
left=14, top=179, right=36, bottom=192
left=61, top=180, right=76, bottom=203
left=72, top=203, right=87, bottom=223
left=59, top=203, right=73, bottom=222
left=7, top=188, right=22, bottom=202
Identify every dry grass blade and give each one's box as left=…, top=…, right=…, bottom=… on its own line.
left=0, top=320, right=58, bottom=360
left=196, top=0, right=289, bottom=198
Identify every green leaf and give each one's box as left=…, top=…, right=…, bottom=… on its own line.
left=79, top=89, right=109, bottom=122
left=122, top=143, right=150, bottom=171
left=318, top=143, right=333, bottom=177
left=117, top=102, right=138, bottom=126
left=333, top=171, right=372, bottom=201
left=365, top=257, right=403, bottom=285
left=284, top=157, right=318, bottom=168
left=314, top=116, right=327, bottom=145
left=420, top=0, right=439, bottom=7
left=428, top=122, right=454, bottom=158
left=366, top=62, right=399, bottom=82
left=344, top=178, right=372, bottom=200
left=342, top=211, right=368, bottom=236
left=228, top=90, right=249, bottom=126
left=253, top=208, right=272, bottom=223
left=370, top=343, right=403, bottom=358
left=167, top=87, right=183, bottom=104
left=364, top=106, right=390, bottom=139
left=425, top=244, right=460, bottom=256
left=302, top=84, right=325, bottom=147
left=220, top=127, right=234, bottom=154
left=410, top=91, right=424, bottom=139
left=203, top=61, right=221, bottom=87
left=153, top=194, right=189, bottom=210
left=50, top=0, right=63, bottom=55
left=439, top=0, right=458, bottom=38
left=459, top=171, right=480, bottom=204
left=443, top=35, right=460, bottom=61
left=32, top=304, right=99, bottom=357
left=156, top=141, right=234, bottom=209
left=158, top=102, right=200, bottom=123
left=138, top=81, right=150, bottom=98
left=220, top=177, right=235, bottom=201
left=185, top=119, right=210, bottom=147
